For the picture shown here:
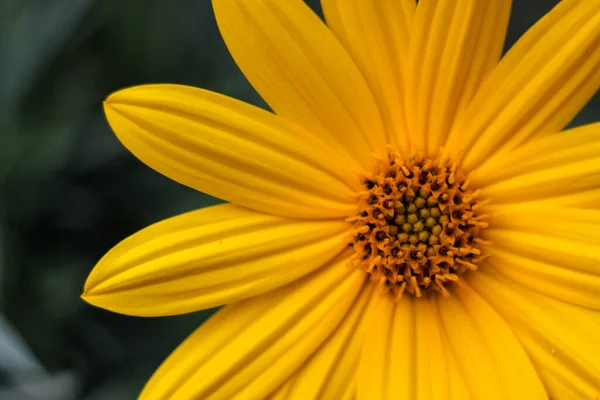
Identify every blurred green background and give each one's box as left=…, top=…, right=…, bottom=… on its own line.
left=1, top=0, right=598, bottom=399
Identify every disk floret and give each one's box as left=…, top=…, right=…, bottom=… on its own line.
left=348, top=153, right=490, bottom=300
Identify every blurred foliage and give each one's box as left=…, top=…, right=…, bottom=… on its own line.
left=0, top=0, right=597, bottom=399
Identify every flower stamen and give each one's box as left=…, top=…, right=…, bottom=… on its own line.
left=348, top=152, right=490, bottom=300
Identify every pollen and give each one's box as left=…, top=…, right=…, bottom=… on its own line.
left=347, top=152, right=490, bottom=300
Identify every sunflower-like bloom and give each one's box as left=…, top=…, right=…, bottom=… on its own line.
left=82, top=0, right=600, bottom=398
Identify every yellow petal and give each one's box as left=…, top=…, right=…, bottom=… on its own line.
left=472, top=123, right=600, bottom=188
left=440, top=333, right=470, bottom=400
left=140, top=259, right=366, bottom=400
left=270, top=381, right=293, bottom=400
left=490, top=204, right=600, bottom=242
left=83, top=204, right=350, bottom=316
left=485, top=188, right=600, bottom=210
left=518, top=336, right=598, bottom=400
left=357, top=295, right=448, bottom=400
left=321, top=0, right=415, bottom=153
left=104, top=84, right=359, bottom=219
left=483, top=206, right=600, bottom=309
left=483, top=157, right=600, bottom=204
left=414, top=297, right=449, bottom=400
left=358, top=294, right=414, bottom=400
left=439, top=285, right=546, bottom=399
left=274, top=284, right=375, bottom=400
left=448, top=0, right=600, bottom=171
left=406, top=0, right=511, bottom=156
left=484, top=229, right=600, bottom=276
left=213, top=0, right=387, bottom=171
left=476, top=123, right=600, bottom=204
left=469, top=266, right=600, bottom=400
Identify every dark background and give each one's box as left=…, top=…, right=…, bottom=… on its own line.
left=1, top=1, right=597, bottom=399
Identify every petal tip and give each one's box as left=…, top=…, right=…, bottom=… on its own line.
left=80, top=288, right=98, bottom=308
left=103, top=85, right=146, bottom=107
left=81, top=277, right=97, bottom=300
left=102, top=94, right=124, bottom=117
left=104, top=88, right=126, bottom=106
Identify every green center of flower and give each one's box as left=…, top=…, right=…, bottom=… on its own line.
left=348, top=152, right=490, bottom=300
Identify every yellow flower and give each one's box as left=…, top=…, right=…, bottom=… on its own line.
left=82, top=0, right=600, bottom=399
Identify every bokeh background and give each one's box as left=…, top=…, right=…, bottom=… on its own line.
left=1, top=0, right=598, bottom=399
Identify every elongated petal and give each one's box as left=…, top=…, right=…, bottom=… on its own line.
left=407, top=0, right=511, bottom=155
left=212, top=0, right=386, bottom=171
left=480, top=207, right=600, bottom=310
left=438, top=285, right=546, bottom=399
left=270, top=383, right=293, bottom=400
left=357, top=295, right=411, bottom=400
left=83, top=204, right=349, bottom=316
left=484, top=229, right=600, bottom=276
left=357, top=295, right=448, bottom=400
left=475, top=123, right=600, bottom=205
left=486, top=247, right=600, bottom=311
left=321, top=0, right=415, bottom=153
left=471, top=123, right=600, bottom=187
left=490, top=205, right=600, bottom=242
left=448, top=0, right=600, bottom=171
left=271, top=284, right=376, bottom=400
left=469, top=266, right=600, bottom=400
left=104, top=84, right=359, bottom=219
left=414, top=297, right=450, bottom=400
left=140, top=259, right=366, bottom=400
left=483, top=157, right=600, bottom=204
left=440, top=334, right=470, bottom=400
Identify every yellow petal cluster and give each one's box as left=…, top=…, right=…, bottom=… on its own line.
left=82, top=0, right=600, bottom=399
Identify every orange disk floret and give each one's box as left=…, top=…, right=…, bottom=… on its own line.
left=347, top=153, right=490, bottom=300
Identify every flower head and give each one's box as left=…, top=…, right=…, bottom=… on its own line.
left=83, top=0, right=600, bottom=399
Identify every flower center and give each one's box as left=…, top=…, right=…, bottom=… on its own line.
left=348, top=152, right=490, bottom=300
